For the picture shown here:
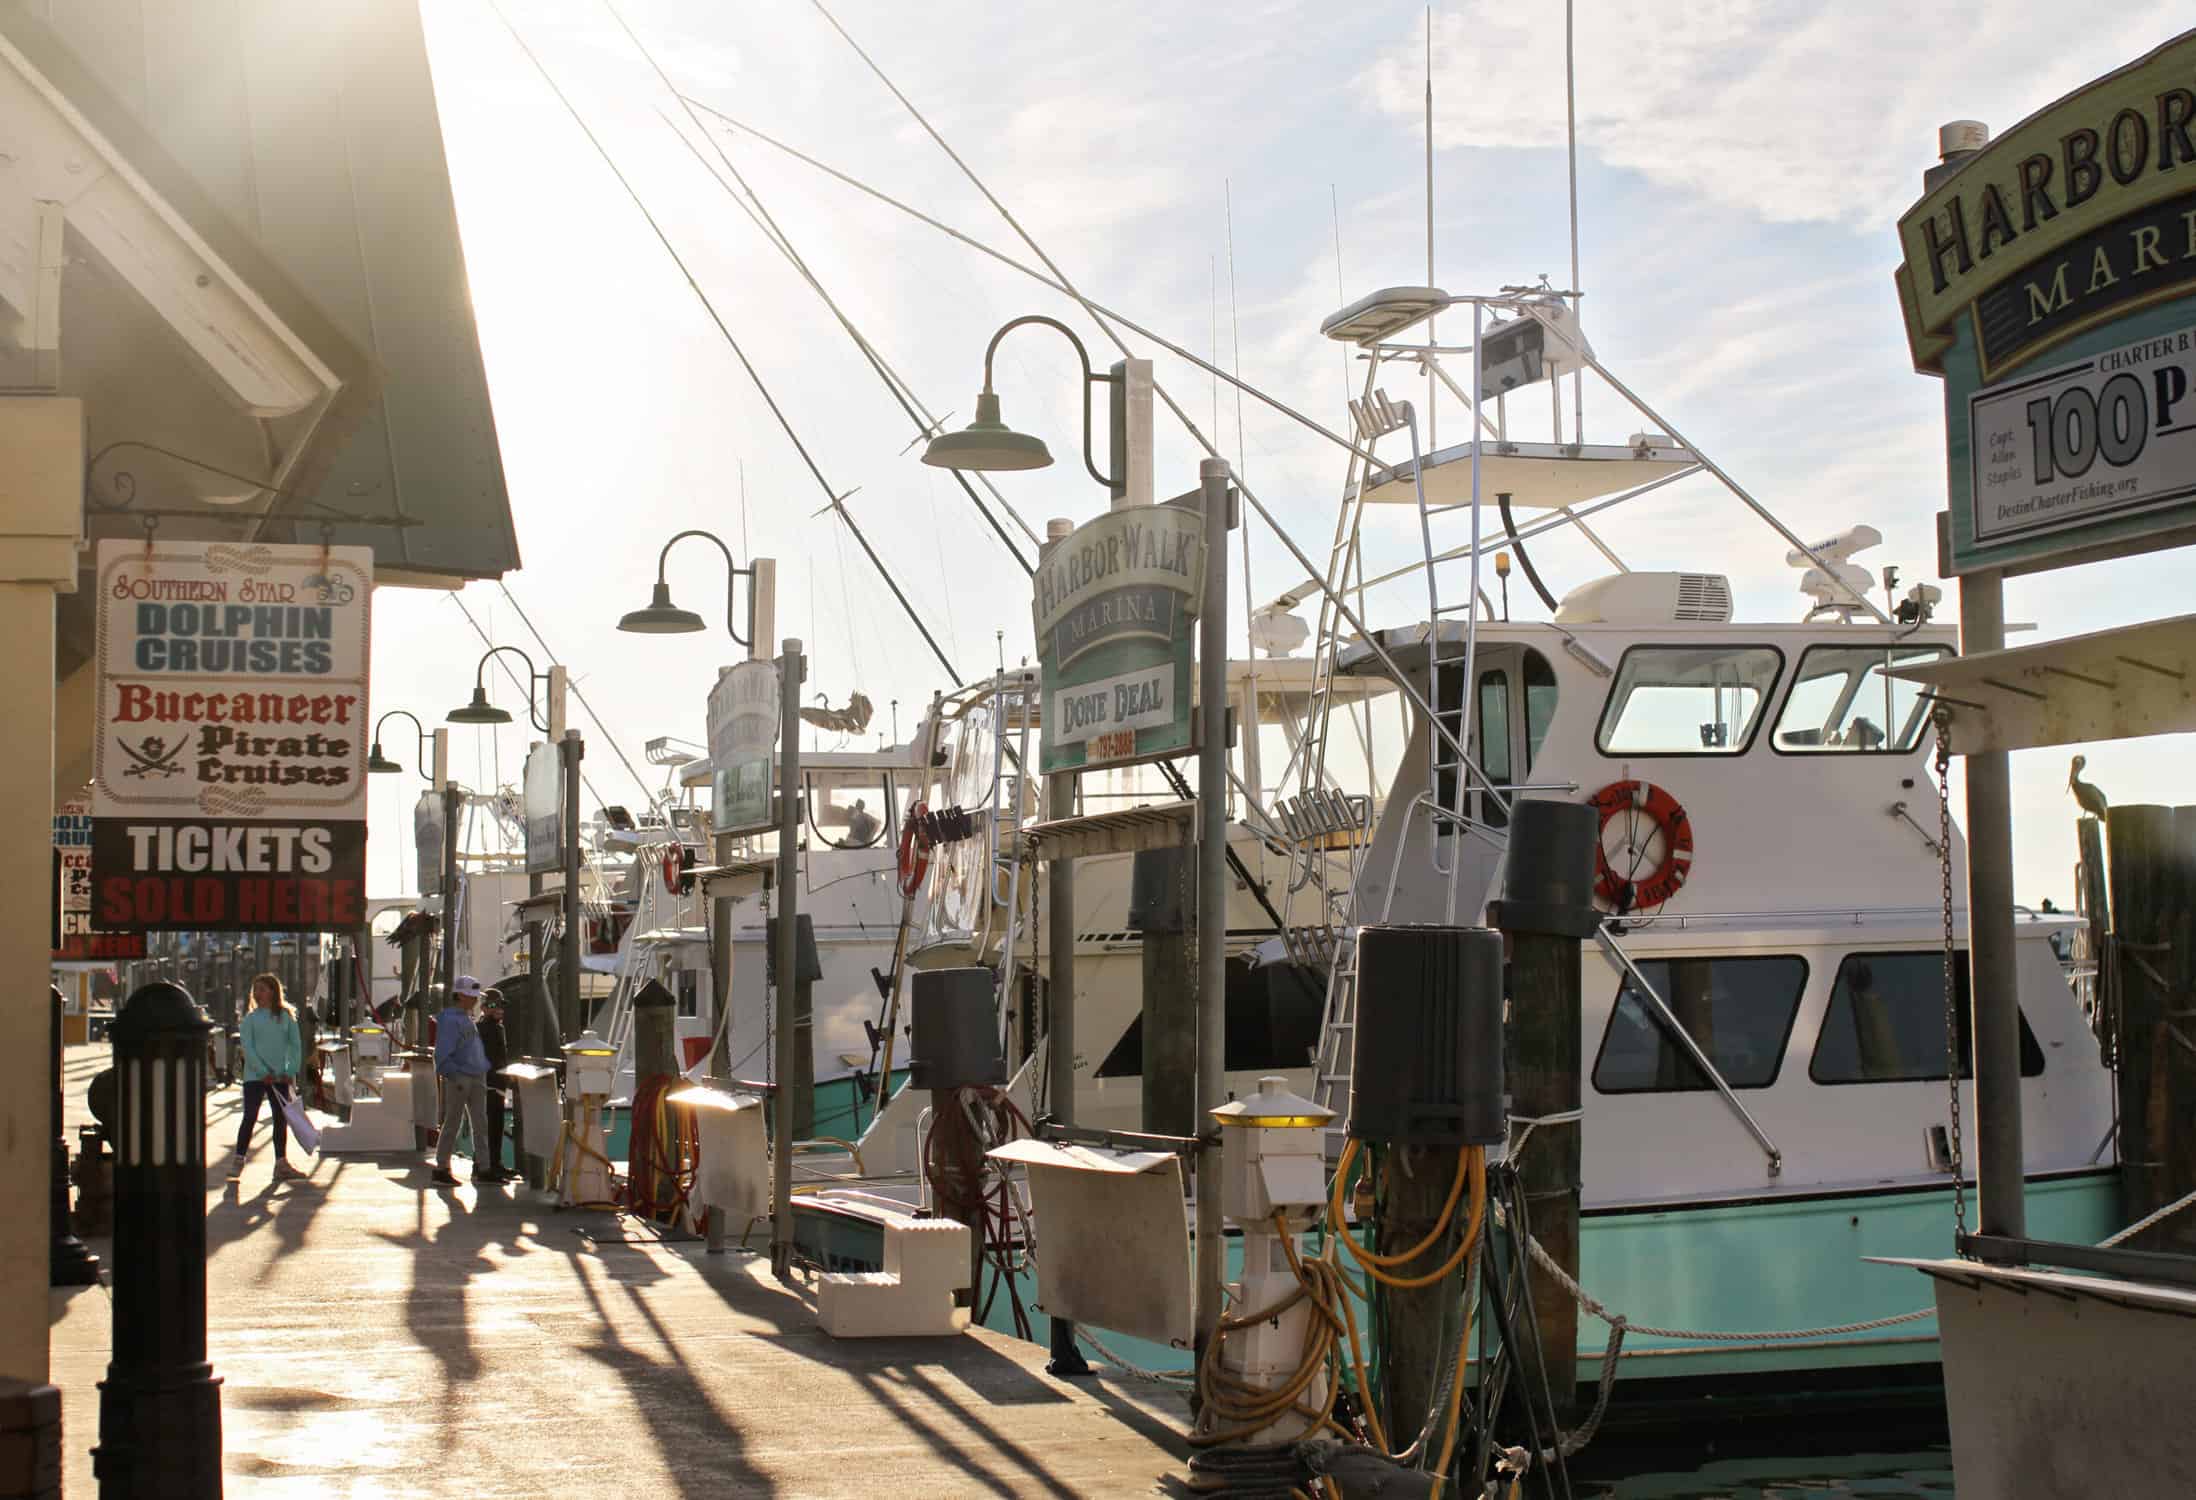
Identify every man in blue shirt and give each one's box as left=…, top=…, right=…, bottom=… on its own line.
left=430, top=976, right=492, bottom=1187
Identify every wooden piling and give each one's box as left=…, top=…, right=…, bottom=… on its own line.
left=2107, top=804, right=2174, bottom=1241
left=1375, top=1142, right=1462, bottom=1444
left=1506, top=927, right=1582, bottom=1423
left=1131, top=846, right=1197, bottom=1137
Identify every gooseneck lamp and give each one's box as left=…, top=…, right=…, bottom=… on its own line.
left=921, top=314, right=1123, bottom=491
left=367, top=709, right=428, bottom=775
left=617, top=528, right=762, bottom=647
left=446, top=645, right=551, bottom=732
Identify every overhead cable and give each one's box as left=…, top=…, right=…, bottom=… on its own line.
left=486, top=0, right=963, bottom=683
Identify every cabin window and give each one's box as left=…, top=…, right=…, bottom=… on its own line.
left=1094, top=958, right=1325, bottom=1079
left=1810, top=951, right=2045, bottom=1083
left=1772, top=645, right=1950, bottom=753
left=1591, top=955, right=1808, bottom=1093
left=1523, top=649, right=1558, bottom=769
left=807, top=774, right=890, bottom=850
left=1596, top=646, right=1783, bottom=756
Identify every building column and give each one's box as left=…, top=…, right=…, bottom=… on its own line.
left=0, top=395, right=85, bottom=1385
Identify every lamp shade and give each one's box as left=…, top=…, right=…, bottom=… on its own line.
left=366, top=742, right=404, bottom=774
left=447, top=686, right=512, bottom=725
left=617, top=581, right=706, bottom=634
left=920, top=390, right=1053, bottom=472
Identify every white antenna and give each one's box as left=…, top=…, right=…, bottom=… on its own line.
left=1424, top=5, right=1436, bottom=449
left=1565, top=0, right=1583, bottom=445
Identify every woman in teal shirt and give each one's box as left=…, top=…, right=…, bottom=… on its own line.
left=230, top=972, right=304, bottom=1181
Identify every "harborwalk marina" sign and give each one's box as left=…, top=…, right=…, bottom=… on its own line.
left=1034, top=501, right=1205, bottom=774
left=1898, top=29, right=2196, bottom=574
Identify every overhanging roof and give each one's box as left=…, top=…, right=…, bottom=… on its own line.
left=1, top=1, right=518, bottom=585
left=1888, top=614, right=2196, bottom=754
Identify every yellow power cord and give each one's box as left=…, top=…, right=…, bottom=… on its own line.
left=1317, top=1140, right=1488, bottom=1490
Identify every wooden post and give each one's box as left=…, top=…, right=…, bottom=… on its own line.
left=2166, top=808, right=2196, bottom=1253
left=1376, top=1143, right=1461, bottom=1441
left=1491, top=798, right=1597, bottom=1426
left=2077, top=816, right=2112, bottom=1059
left=2108, top=804, right=2173, bottom=1239
left=1131, top=846, right=1196, bottom=1136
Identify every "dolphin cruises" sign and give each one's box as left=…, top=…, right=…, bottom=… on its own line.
left=90, top=540, right=372, bottom=930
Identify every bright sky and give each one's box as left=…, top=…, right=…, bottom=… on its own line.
left=363, top=0, right=2190, bottom=907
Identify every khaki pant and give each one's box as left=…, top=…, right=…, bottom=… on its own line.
left=435, top=1073, right=488, bottom=1169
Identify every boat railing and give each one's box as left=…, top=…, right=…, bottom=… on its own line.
left=1609, top=903, right=2074, bottom=933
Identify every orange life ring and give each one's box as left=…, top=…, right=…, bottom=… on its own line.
left=897, top=800, right=931, bottom=897
left=662, top=844, right=683, bottom=893
left=1587, top=780, right=1693, bottom=912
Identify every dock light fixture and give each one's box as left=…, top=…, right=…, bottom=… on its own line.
left=618, top=529, right=775, bottom=655
left=923, top=314, right=1125, bottom=494
left=367, top=709, right=428, bottom=775
left=447, top=645, right=552, bottom=732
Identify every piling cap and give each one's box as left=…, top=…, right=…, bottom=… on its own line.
left=1939, top=120, right=1989, bottom=159
left=109, top=982, right=214, bottom=1047
left=1211, top=1075, right=1333, bottom=1128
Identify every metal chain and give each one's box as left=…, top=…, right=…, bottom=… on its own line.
left=1934, top=710, right=1965, bottom=1240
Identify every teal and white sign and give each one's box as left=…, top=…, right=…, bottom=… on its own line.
left=1034, top=502, right=1205, bottom=774
left=708, top=660, right=778, bottom=834
left=523, top=742, right=562, bottom=875
left=1898, top=30, right=2196, bottom=575
left=1968, top=321, right=2196, bottom=549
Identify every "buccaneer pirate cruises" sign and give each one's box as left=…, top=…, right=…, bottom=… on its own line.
left=90, top=540, right=372, bottom=930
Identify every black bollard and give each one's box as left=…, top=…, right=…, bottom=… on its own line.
left=51, top=986, right=100, bottom=1286
left=94, top=982, right=222, bottom=1499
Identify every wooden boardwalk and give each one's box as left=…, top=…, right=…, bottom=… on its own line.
left=50, top=1046, right=1190, bottom=1497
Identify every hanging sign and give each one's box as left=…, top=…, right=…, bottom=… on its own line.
left=523, top=741, right=562, bottom=874
left=414, top=789, right=445, bottom=896
left=90, top=540, right=372, bottom=930
left=52, top=795, right=144, bottom=961
left=1034, top=499, right=1205, bottom=774
left=1896, top=30, right=2196, bottom=574
left=708, top=660, right=779, bottom=835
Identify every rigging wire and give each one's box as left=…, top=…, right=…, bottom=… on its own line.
left=445, top=591, right=613, bottom=811
left=486, top=0, right=964, bottom=683
left=603, top=0, right=1038, bottom=567
left=680, top=97, right=1381, bottom=472
left=1225, top=182, right=1256, bottom=793
left=494, top=579, right=657, bottom=808
left=649, top=111, right=1035, bottom=581
left=685, top=81, right=1512, bottom=790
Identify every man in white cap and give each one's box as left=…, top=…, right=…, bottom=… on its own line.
left=430, top=976, right=492, bottom=1187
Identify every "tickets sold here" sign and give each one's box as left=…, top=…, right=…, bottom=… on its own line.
left=90, top=540, right=372, bottom=931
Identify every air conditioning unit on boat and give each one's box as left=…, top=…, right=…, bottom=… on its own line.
left=1553, top=571, right=1733, bottom=625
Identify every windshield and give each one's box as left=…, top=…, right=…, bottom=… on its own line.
left=1773, top=644, right=1949, bottom=752
left=1597, top=646, right=1783, bottom=755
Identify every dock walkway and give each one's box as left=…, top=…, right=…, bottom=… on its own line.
left=49, top=1044, right=1191, bottom=1497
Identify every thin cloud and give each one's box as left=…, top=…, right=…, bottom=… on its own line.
left=1363, top=3, right=2187, bottom=229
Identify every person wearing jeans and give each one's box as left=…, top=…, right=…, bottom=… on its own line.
left=431, top=976, right=492, bottom=1187
left=230, top=972, right=304, bottom=1181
